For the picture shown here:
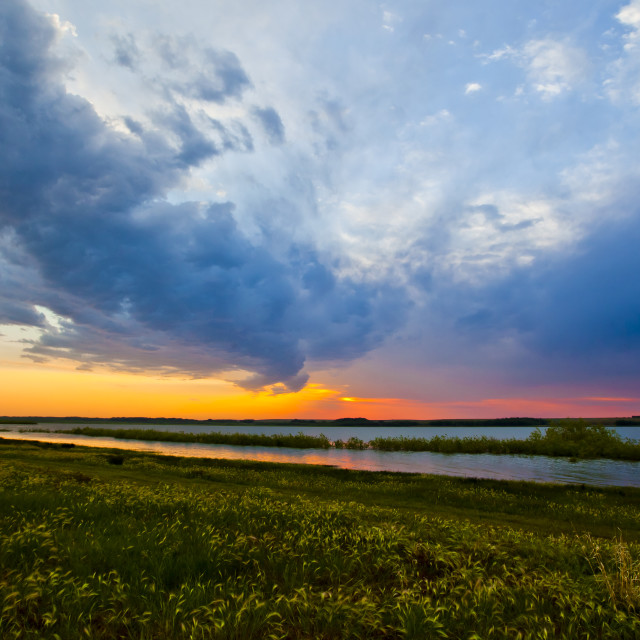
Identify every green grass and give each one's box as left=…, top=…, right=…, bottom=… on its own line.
left=1, top=439, right=640, bottom=638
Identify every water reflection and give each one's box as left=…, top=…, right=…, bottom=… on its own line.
left=4, top=431, right=639, bottom=488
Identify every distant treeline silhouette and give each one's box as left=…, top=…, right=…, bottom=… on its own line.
left=6, top=415, right=553, bottom=426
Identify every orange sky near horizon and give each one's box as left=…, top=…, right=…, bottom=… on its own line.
left=2, top=323, right=638, bottom=420
left=1, top=358, right=639, bottom=420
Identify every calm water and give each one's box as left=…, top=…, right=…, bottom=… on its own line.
left=2, top=423, right=640, bottom=487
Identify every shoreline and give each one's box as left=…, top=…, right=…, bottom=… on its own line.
left=4, top=431, right=640, bottom=488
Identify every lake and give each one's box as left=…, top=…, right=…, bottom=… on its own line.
left=2, top=422, right=640, bottom=487
left=14, top=422, right=640, bottom=441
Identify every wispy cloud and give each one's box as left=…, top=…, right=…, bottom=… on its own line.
left=523, top=38, right=588, bottom=98
left=583, top=397, right=639, bottom=403
left=481, top=38, right=588, bottom=99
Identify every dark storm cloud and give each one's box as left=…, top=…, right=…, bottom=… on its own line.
left=156, top=102, right=220, bottom=165
left=0, top=255, right=43, bottom=326
left=514, top=218, right=640, bottom=357
left=0, top=299, right=43, bottom=327
left=252, top=106, right=285, bottom=144
left=414, top=210, right=640, bottom=382
left=0, top=0, right=409, bottom=391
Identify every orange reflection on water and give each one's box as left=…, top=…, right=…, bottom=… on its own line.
left=3, top=431, right=386, bottom=472
left=1, top=432, right=343, bottom=467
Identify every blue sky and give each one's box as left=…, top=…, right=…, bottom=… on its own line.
left=1, top=0, right=640, bottom=417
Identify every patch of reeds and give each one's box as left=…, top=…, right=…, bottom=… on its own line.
left=334, top=436, right=368, bottom=450
left=62, top=427, right=331, bottom=449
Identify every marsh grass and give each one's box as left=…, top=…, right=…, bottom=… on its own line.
left=334, top=436, right=367, bottom=449
left=1, top=440, right=640, bottom=638
left=55, top=419, right=640, bottom=461
left=60, top=427, right=331, bottom=449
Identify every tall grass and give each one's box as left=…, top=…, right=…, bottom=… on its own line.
left=582, top=534, right=640, bottom=611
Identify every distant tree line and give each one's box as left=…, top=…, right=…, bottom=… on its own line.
left=11, top=416, right=640, bottom=427
left=332, top=417, right=549, bottom=426
left=3, top=416, right=553, bottom=426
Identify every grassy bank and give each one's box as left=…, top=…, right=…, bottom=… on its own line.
left=54, top=420, right=640, bottom=461
left=1, top=439, right=639, bottom=638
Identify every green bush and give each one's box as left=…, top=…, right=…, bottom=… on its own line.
left=527, top=420, right=633, bottom=459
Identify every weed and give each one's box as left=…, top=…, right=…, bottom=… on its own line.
left=582, top=533, right=640, bottom=611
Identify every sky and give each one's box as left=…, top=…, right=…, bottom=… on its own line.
left=1, top=0, right=640, bottom=419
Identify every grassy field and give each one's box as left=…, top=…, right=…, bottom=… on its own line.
left=53, top=419, right=640, bottom=460
left=1, top=438, right=639, bottom=638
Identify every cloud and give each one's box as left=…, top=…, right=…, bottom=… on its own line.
left=522, top=38, right=588, bottom=98
left=151, top=35, right=252, bottom=103
left=105, top=30, right=253, bottom=111
left=480, top=45, right=516, bottom=63
left=251, top=106, right=285, bottom=144
left=481, top=38, right=588, bottom=99
left=617, top=0, right=640, bottom=50
left=606, top=1, right=640, bottom=105
left=382, top=10, right=401, bottom=33
left=406, top=204, right=640, bottom=386
left=0, top=0, right=410, bottom=392
left=419, top=109, right=451, bottom=127
left=111, top=33, right=140, bottom=70
left=464, top=82, right=482, bottom=94
left=46, top=12, right=77, bottom=38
